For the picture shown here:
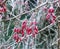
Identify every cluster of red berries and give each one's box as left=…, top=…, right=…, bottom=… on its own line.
left=46, top=6, right=56, bottom=24
left=13, top=19, right=38, bottom=43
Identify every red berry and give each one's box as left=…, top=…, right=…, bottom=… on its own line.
left=22, top=20, right=27, bottom=29
left=26, top=27, right=32, bottom=35
left=0, top=4, right=6, bottom=13
left=52, top=13, right=56, bottom=20
left=2, top=5, right=6, bottom=12
left=3, top=6, right=6, bottom=12
left=16, top=38, right=19, bottom=42
left=0, top=7, right=3, bottom=13
left=14, top=28, right=17, bottom=33
left=48, top=6, right=54, bottom=13
left=22, top=24, right=26, bottom=29
left=13, top=34, right=19, bottom=42
left=19, top=37, right=22, bottom=42
left=14, top=27, right=21, bottom=34
left=50, top=19, right=55, bottom=24
left=13, top=34, right=19, bottom=40
left=34, top=26, right=38, bottom=34
left=21, top=29, right=24, bottom=37
left=46, top=13, right=51, bottom=20
left=17, top=28, right=21, bottom=34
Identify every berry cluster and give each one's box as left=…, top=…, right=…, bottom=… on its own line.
left=13, top=19, right=38, bottom=43
left=46, top=5, right=56, bottom=24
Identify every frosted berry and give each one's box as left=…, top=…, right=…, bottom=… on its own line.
left=17, top=28, right=21, bottom=34
left=0, top=4, right=6, bottom=13
left=34, top=26, right=38, bottom=34
left=3, top=5, right=6, bottom=12
left=46, top=13, right=51, bottom=20
left=22, top=20, right=27, bottom=29
left=50, top=19, right=55, bottom=24
left=19, top=37, right=22, bottom=42
left=0, top=7, right=3, bottom=13
left=26, top=27, right=32, bottom=35
left=21, top=29, right=24, bottom=37
left=14, top=27, right=21, bottom=34
left=52, top=13, right=56, bottom=20
left=13, top=34, right=19, bottom=42
left=48, top=6, right=54, bottom=13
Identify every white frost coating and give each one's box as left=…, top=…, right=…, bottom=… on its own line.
left=0, top=0, right=59, bottom=49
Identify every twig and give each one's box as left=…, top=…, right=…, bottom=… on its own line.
left=6, top=20, right=11, bottom=36
left=6, top=1, right=48, bottom=21
left=6, top=0, right=58, bottom=21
